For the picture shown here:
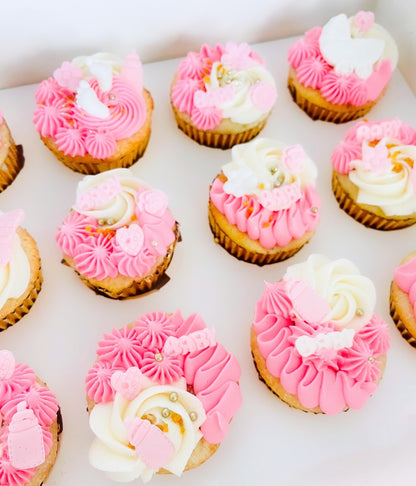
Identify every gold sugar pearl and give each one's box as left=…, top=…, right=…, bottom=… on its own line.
left=161, top=408, right=170, bottom=418
left=311, top=207, right=319, bottom=214
left=356, top=308, right=364, bottom=316
left=368, top=356, right=375, bottom=364
left=154, top=353, right=163, bottom=362
left=169, top=392, right=178, bottom=402
left=189, top=411, right=198, bottom=422
left=152, top=240, right=158, bottom=247
left=98, top=218, right=106, bottom=225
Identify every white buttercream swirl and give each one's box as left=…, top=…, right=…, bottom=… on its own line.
left=286, top=254, right=376, bottom=330
left=349, top=139, right=416, bottom=216
left=222, top=138, right=317, bottom=198
left=205, top=62, right=276, bottom=124
left=0, top=224, right=31, bottom=310
left=89, top=383, right=205, bottom=483
left=73, top=168, right=148, bottom=229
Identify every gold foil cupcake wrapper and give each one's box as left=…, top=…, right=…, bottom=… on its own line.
left=0, top=143, right=25, bottom=192
left=389, top=296, right=416, bottom=348
left=208, top=206, right=303, bottom=265
left=288, top=78, right=373, bottom=124
left=0, top=267, right=43, bottom=330
left=173, top=105, right=266, bottom=149
left=332, top=173, right=416, bottom=230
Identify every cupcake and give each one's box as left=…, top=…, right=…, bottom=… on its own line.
left=33, top=51, right=153, bottom=174
left=0, top=110, right=24, bottom=193
left=287, top=11, right=398, bottom=123
left=170, top=42, right=277, bottom=149
left=0, top=349, right=62, bottom=485
left=56, top=168, right=180, bottom=299
left=331, top=118, right=416, bottom=230
left=208, top=138, right=321, bottom=265
left=251, top=254, right=390, bottom=414
left=0, top=209, right=42, bottom=331
left=390, top=251, right=416, bottom=347
left=85, top=310, right=242, bottom=482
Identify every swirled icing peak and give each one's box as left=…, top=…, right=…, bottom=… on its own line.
left=86, top=311, right=241, bottom=481
left=172, top=42, right=277, bottom=128
left=253, top=254, right=390, bottom=414
left=33, top=51, right=147, bottom=158
left=56, top=168, right=176, bottom=281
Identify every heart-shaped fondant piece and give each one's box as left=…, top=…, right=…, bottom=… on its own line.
left=115, top=224, right=144, bottom=256
left=111, top=367, right=143, bottom=400
left=319, top=13, right=384, bottom=79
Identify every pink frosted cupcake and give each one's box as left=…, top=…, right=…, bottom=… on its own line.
left=287, top=11, right=398, bottom=123
left=56, top=168, right=180, bottom=299
left=171, top=42, right=277, bottom=148
left=0, top=349, right=62, bottom=486
left=331, top=118, right=416, bottom=230
left=85, top=310, right=242, bottom=482
left=251, top=254, right=390, bottom=414
left=33, top=52, right=153, bottom=174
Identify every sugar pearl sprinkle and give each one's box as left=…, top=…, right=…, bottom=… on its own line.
left=154, top=353, right=163, bottom=362
left=356, top=308, right=364, bottom=316
left=189, top=411, right=198, bottom=421
left=169, top=392, right=178, bottom=402
left=161, top=408, right=170, bottom=418
left=311, top=206, right=319, bottom=214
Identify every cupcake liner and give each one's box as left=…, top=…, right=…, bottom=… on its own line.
left=172, top=105, right=266, bottom=149
left=332, top=172, right=416, bottom=230
left=0, top=142, right=25, bottom=192
left=288, top=76, right=374, bottom=124
left=0, top=266, right=43, bottom=331
left=208, top=205, right=306, bottom=265
left=389, top=292, right=416, bottom=348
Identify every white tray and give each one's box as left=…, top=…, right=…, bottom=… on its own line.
left=1, top=37, right=416, bottom=486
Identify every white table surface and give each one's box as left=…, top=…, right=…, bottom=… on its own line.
left=0, top=37, right=416, bottom=486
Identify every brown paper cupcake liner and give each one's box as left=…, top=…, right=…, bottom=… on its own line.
left=332, top=173, right=416, bottom=230
left=0, top=266, right=43, bottom=331
left=288, top=78, right=373, bottom=124
left=66, top=225, right=180, bottom=299
left=173, top=106, right=266, bottom=149
left=41, top=133, right=150, bottom=175
left=0, top=142, right=25, bottom=192
left=208, top=207, right=304, bottom=265
left=389, top=296, right=416, bottom=347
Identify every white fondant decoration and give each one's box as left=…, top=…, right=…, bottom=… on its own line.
left=76, top=80, right=110, bottom=119
left=295, top=328, right=355, bottom=357
left=87, top=59, right=113, bottom=92
left=319, top=13, right=384, bottom=79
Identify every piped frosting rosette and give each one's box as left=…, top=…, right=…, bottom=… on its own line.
left=56, top=168, right=179, bottom=298
left=209, top=138, right=320, bottom=262
left=288, top=11, right=398, bottom=107
left=331, top=118, right=416, bottom=228
left=0, top=350, right=61, bottom=486
left=85, top=311, right=242, bottom=483
left=252, top=254, right=390, bottom=414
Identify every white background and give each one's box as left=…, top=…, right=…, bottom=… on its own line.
left=1, top=3, right=416, bottom=486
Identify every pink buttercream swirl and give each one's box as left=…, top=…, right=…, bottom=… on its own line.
left=86, top=311, right=242, bottom=444
left=210, top=178, right=320, bottom=249
left=253, top=281, right=390, bottom=414
left=0, top=352, right=59, bottom=486
left=56, top=172, right=177, bottom=280
left=288, top=21, right=393, bottom=106
left=332, top=118, right=416, bottom=174
left=33, top=53, right=148, bottom=158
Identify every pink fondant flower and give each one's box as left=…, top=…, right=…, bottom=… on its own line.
left=56, top=211, right=97, bottom=258
left=221, top=42, right=254, bottom=70
left=86, top=361, right=124, bottom=404
left=96, top=326, right=142, bottom=369
left=55, top=126, right=87, bottom=157
left=84, top=130, right=117, bottom=159
left=354, top=11, right=375, bottom=33
left=136, top=189, right=169, bottom=218
left=140, top=351, right=184, bottom=385
left=361, top=142, right=390, bottom=173
left=53, top=61, right=83, bottom=92
left=249, top=81, right=277, bottom=112
left=73, top=233, right=118, bottom=281
left=281, top=145, right=307, bottom=173
left=134, top=312, right=178, bottom=350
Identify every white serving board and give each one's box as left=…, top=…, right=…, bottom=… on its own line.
left=0, top=37, right=415, bottom=486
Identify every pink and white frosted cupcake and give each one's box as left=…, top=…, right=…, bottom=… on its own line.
left=170, top=42, right=277, bottom=149
left=56, top=168, right=180, bottom=299
left=287, top=11, right=398, bottom=123
left=85, top=310, right=242, bottom=482
left=33, top=52, right=153, bottom=174
left=251, top=254, right=390, bottom=414
left=0, top=349, right=62, bottom=486
left=209, top=138, right=321, bottom=264
left=331, top=118, right=416, bottom=230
